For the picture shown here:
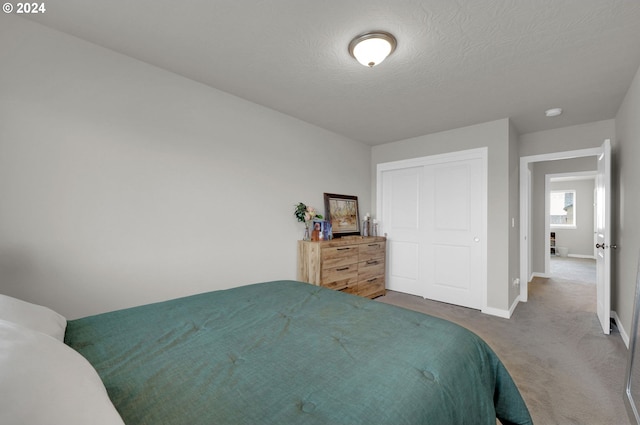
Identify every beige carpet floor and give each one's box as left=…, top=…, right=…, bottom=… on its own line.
left=376, top=272, right=629, bottom=425
left=550, top=256, right=597, bottom=285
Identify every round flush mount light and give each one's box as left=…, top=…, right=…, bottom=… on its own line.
left=545, top=108, right=563, bottom=117
left=348, top=31, right=397, bottom=68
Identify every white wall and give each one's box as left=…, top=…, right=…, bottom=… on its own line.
left=615, top=63, right=640, bottom=336
left=520, top=119, right=615, bottom=157
left=0, top=17, right=372, bottom=318
left=550, top=179, right=595, bottom=258
left=372, top=119, right=515, bottom=313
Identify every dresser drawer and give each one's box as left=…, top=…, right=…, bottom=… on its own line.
left=357, top=258, right=385, bottom=281
left=341, top=285, right=360, bottom=296
left=321, top=264, right=358, bottom=291
left=358, top=241, right=385, bottom=262
left=322, top=245, right=359, bottom=268
left=358, top=276, right=386, bottom=299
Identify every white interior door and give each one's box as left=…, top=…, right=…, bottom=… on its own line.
left=378, top=149, right=487, bottom=310
left=595, top=139, right=611, bottom=335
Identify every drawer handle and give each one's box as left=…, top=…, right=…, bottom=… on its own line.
left=367, top=277, right=378, bottom=282
left=336, top=267, right=350, bottom=271
left=368, top=244, right=379, bottom=247
left=337, top=247, right=351, bottom=251
left=366, top=260, right=379, bottom=265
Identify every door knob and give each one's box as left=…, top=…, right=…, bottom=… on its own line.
left=609, top=244, right=618, bottom=249
left=596, top=243, right=604, bottom=249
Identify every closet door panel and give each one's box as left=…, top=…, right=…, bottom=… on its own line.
left=426, top=159, right=483, bottom=309
left=381, top=167, right=423, bottom=297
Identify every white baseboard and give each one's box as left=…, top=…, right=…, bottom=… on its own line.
left=508, top=295, right=520, bottom=316
left=567, top=254, right=596, bottom=260
left=612, top=310, right=630, bottom=349
left=482, top=294, right=527, bottom=319
left=530, top=272, right=550, bottom=280
left=482, top=303, right=514, bottom=319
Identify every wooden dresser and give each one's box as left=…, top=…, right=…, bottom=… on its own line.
left=297, top=236, right=386, bottom=299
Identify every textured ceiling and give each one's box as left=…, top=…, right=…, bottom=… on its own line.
left=22, top=0, right=640, bottom=145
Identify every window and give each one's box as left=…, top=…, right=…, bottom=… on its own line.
left=550, top=190, right=576, bottom=228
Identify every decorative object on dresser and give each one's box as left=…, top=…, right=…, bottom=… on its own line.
left=323, top=193, right=360, bottom=237
left=294, top=202, right=323, bottom=241
left=311, top=219, right=331, bottom=241
left=297, top=235, right=386, bottom=299
left=361, top=212, right=378, bottom=237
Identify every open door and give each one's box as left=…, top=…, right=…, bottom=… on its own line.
left=595, top=139, right=612, bottom=335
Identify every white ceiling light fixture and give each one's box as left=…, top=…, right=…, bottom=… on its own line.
left=348, top=31, right=397, bottom=68
left=545, top=107, right=563, bottom=117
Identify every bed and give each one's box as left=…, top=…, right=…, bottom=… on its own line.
left=1, top=280, right=533, bottom=425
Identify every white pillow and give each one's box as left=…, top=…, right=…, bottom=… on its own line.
left=0, top=319, right=125, bottom=425
left=0, top=293, right=67, bottom=341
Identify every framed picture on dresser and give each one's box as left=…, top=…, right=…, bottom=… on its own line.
left=311, top=219, right=332, bottom=240
left=323, top=193, right=360, bottom=237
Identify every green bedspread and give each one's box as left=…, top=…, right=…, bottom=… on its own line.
left=65, top=280, right=532, bottom=425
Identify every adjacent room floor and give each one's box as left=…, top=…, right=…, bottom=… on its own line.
left=550, top=255, right=596, bottom=284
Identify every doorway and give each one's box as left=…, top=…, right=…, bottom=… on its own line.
left=519, top=140, right=611, bottom=334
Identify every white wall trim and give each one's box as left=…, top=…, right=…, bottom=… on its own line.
left=482, top=305, right=512, bottom=319
left=377, top=147, right=489, bottom=171
left=520, top=162, right=532, bottom=301
left=509, top=295, right=521, bottom=317
left=612, top=310, right=630, bottom=348
left=481, top=294, right=521, bottom=319
left=530, top=272, right=551, bottom=280
left=567, top=254, right=597, bottom=260
left=483, top=294, right=520, bottom=318
left=520, top=147, right=602, bottom=164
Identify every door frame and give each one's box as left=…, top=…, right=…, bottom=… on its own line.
left=519, top=144, right=604, bottom=301
left=377, top=147, right=488, bottom=312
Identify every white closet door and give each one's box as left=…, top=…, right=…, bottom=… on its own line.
left=381, top=166, right=423, bottom=297
left=425, top=158, right=484, bottom=309
left=378, top=149, right=486, bottom=310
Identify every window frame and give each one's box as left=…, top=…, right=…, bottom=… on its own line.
left=550, top=189, right=577, bottom=229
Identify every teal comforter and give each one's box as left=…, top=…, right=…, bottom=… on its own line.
left=65, top=280, right=532, bottom=425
